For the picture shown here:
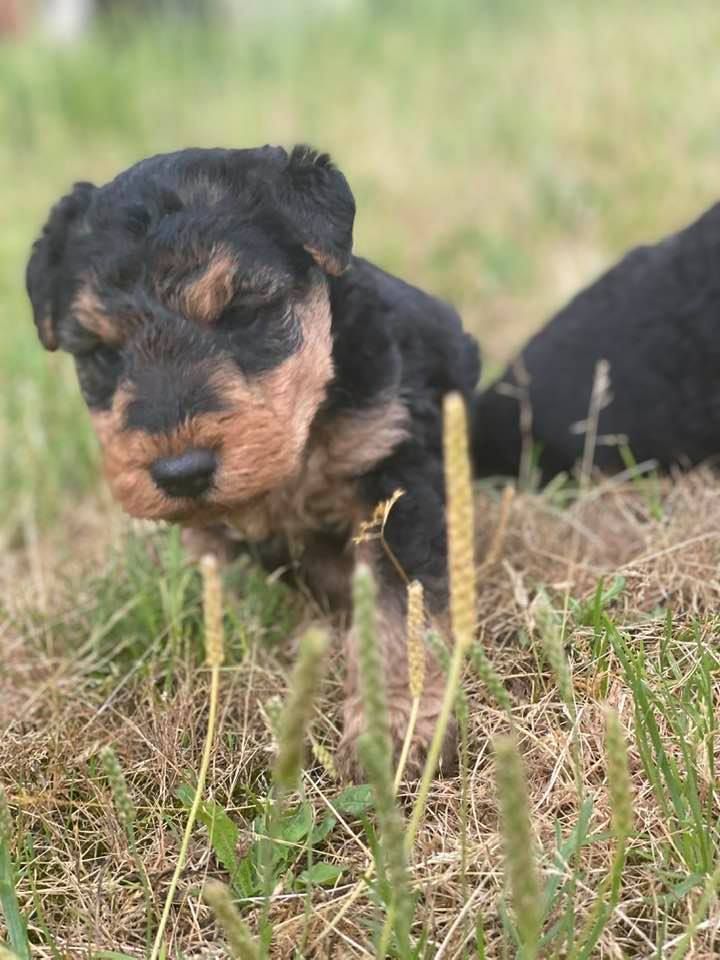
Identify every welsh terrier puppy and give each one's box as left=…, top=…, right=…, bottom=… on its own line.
left=26, top=145, right=480, bottom=777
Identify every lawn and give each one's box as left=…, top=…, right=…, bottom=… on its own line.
left=3, top=1, right=720, bottom=956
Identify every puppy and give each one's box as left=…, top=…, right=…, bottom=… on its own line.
left=474, top=201, right=720, bottom=483
left=26, top=145, right=481, bottom=777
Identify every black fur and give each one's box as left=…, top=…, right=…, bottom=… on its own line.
left=473, top=202, right=720, bottom=482
left=26, top=145, right=353, bottom=421
left=329, top=258, right=480, bottom=608
left=26, top=145, right=480, bottom=612
left=26, top=181, right=96, bottom=351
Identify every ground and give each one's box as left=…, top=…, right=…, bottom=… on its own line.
left=3, top=2, right=720, bottom=957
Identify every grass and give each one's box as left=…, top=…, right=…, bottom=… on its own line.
left=8, top=432, right=720, bottom=957
left=4, top=0, right=720, bottom=956
left=3, top=0, right=720, bottom=527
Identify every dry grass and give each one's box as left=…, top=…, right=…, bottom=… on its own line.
left=4, top=4, right=720, bottom=955
left=4, top=467, right=720, bottom=957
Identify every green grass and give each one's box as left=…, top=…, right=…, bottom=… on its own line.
left=0, top=788, right=29, bottom=960
left=3, top=0, right=720, bottom=526
left=6, top=481, right=720, bottom=955
left=4, top=2, right=720, bottom=956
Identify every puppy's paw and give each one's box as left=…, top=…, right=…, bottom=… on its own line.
left=392, top=706, right=458, bottom=782
left=336, top=703, right=366, bottom=783
left=336, top=692, right=458, bottom=783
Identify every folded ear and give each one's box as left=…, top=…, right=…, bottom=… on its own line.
left=26, top=181, right=96, bottom=351
left=270, top=145, right=355, bottom=276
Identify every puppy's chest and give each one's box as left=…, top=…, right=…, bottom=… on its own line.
left=226, top=398, right=408, bottom=543
left=226, top=449, right=360, bottom=543
left=223, top=400, right=409, bottom=545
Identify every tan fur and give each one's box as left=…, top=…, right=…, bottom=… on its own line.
left=39, top=308, right=58, bottom=351
left=91, top=282, right=335, bottom=521
left=337, top=578, right=456, bottom=781
left=298, top=533, right=356, bottom=610
left=178, top=395, right=409, bottom=610
left=304, top=244, right=346, bottom=277
left=72, top=285, right=125, bottom=345
left=179, top=248, right=238, bottom=323
left=88, top=268, right=434, bottom=779
left=226, top=397, right=409, bottom=542
left=161, top=252, right=290, bottom=322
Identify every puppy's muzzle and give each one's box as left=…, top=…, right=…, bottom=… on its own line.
left=150, top=447, right=217, bottom=499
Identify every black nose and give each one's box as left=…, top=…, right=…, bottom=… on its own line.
left=150, top=448, right=217, bottom=499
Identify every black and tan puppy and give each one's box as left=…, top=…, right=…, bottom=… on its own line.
left=26, top=145, right=480, bottom=776
left=474, top=201, right=720, bottom=483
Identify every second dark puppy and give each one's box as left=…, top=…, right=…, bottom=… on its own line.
left=26, top=145, right=480, bottom=777
left=474, top=201, right=720, bottom=483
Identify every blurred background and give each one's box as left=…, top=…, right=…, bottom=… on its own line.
left=1, top=0, right=719, bottom=539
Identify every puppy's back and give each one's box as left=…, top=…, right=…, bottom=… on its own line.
left=473, top=201, right=720, bottom=481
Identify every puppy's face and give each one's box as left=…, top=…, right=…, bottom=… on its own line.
left=26, top=146, right=355, bottom=523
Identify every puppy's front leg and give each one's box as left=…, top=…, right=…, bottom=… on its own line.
left=338, top=462, right=458, bottom=781
left=338, top=575, right=453, bottom=782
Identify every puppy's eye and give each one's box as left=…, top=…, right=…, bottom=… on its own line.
left=74, top=342, right=124, bottom=410
left=82, top=342, right=123, bottom=370
left=219, top=296, right=283, bottom=331
left=219, top=303, right=260, bottom=329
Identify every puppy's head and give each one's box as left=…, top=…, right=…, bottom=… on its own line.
left=26, top=145, right=355, bottom=523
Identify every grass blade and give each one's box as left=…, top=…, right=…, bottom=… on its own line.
left=406, top=392, right=476, bottom=850
left=353, top=563, right=412, bottom=957
left=0, top=788, right=29, bottom=960
left=149, top=554, right=225, bottom=960
left=202, top=880, right=260, bottom=960
left=494, top=736, right=541, bottom=960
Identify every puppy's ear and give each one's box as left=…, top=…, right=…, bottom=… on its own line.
left=271, top=145, right=355, bottom=276
left=26, top=181, right=96, bottom=351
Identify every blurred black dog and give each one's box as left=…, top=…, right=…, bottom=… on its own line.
left=474, top=202, right=720, bottom=483
left=26, top=145, right=479, bottom=777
